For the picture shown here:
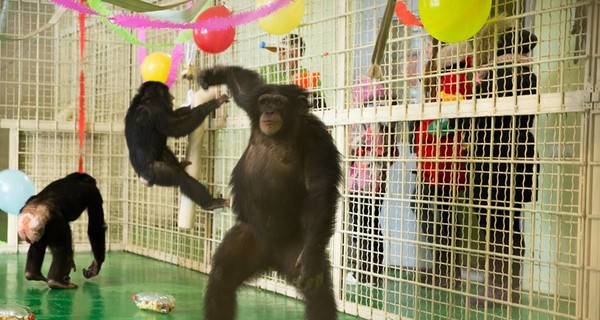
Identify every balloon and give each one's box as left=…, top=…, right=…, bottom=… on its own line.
left=0, top=169, right=35, bottom=215
left=141, top=52, right=172, bottom=83
left=418, top=0, right=492, bottom=43
left=192, top=5, right=236, bottom=54
left=257, top=0, right=304, bottom=35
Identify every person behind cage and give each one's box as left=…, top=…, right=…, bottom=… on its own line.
left=346, top=78, right=398, bottom=285
left=465, top=24, right=540, bottom=307
left=412, top=37, right=470, bottom=288
left=258, top=33, right=327, bottom=109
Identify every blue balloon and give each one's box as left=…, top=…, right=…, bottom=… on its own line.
left=0, top=169, right=36, bottom=215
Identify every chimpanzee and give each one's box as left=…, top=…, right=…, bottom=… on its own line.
left=125, top=81, right=230, bottom=210
left=17, top=172, right=106, bottom=289
left=197, top=66, right=342, bottom=320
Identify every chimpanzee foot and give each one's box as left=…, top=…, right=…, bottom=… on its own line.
left=202, top=198, right=230, bottom=211
left=25, top=271, right=47, bottom=282
left=48, top=279, right=78, bottom=289
left=139, top=177, right=153, bottom=187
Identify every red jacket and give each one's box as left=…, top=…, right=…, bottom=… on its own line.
left=414, top=119, right=466, bottom=187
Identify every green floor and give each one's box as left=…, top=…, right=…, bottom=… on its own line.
left=0, top=252, right=360, bottom=320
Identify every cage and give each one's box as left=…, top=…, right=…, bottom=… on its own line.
left=0, top=0, right=599, bottom=319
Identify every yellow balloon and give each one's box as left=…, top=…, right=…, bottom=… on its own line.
left=257, top=0, right=304, bottom=35
left=141, top=52, right=172, bottom=83
left=419, top=0, right=492, bottom=43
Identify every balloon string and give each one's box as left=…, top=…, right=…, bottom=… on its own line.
left=78, top=2, right=86, bottom=173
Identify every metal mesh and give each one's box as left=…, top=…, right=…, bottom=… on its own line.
left=1, top=0, right=598, bottom=319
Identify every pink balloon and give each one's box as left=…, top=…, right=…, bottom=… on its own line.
left=193, top=5, right=236, bottom=54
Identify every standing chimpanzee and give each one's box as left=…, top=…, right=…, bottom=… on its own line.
left=17, top=172, right=106, bottom=289
left=125, top=81, right=230, bottom=210
left=197, top=66, right=342, bottom=320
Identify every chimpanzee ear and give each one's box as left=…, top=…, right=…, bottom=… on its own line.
left=297, top=94, right=310, bottom=114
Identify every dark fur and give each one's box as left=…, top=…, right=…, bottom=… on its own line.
left=19, top=172, right=106, bottom=289
left=198, top=66, right=342, bottom=320
left=125, top=81, right=229, bottom=210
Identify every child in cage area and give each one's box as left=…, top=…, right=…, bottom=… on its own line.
left=346, top=79, right=398, bottom=285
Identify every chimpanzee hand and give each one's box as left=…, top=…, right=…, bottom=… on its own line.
left=196, top=66, right=225, bottom=90
left=83, top=259, right=102, bottom=279
left=215, top=94, right=230, bottom=105
left=293, top=248, right=325, bottom=291
left=179, top=160, right=192, bottom=169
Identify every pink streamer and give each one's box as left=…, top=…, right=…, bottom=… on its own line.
left=165, top=43, right=184, bottom=88
left=48, top=0, right=97, bottom=15
left=49, top=0, right=295, bottom=30
left=137, top=29, right=147, bottom=78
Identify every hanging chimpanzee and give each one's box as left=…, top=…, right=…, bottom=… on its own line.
left=17, top=172, right=106, bottom=289
left=197, top=66, right=342, bottom=320
left=125, top=81, right=230, bottom=210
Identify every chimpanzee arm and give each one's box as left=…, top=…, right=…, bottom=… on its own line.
left=82, top=186, right=107, bottom=279
left=196, top=65, right=265, bottom=118
left=172, top=106, right=191, bottom=117
left=296, top=123, right=342, bottom=282
left=153, top=95, right=229, bottom=138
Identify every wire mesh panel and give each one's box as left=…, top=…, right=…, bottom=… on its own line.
left=1, top=0, right=598, bottom=319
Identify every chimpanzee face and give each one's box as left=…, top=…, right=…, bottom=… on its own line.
left=258, top=93, right=289, bottom=136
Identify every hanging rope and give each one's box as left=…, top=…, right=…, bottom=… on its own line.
left=367, top=0, right=396, bottom=80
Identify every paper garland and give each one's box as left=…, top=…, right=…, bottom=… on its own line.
left=49, top=0, right=295, bottom=31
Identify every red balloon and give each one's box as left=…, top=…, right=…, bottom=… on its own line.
left=193, top=5, right=236, bottom=54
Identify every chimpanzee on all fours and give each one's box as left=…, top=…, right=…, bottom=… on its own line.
left=17, top=172, right=106, bottom=289
left=197, top=66, right=342, bottom=320
left=125, top=81, right=230, bottom=211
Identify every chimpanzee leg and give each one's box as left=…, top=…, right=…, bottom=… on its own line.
left=25, top=239, right=49, bottom=282
left=204, top=222, right=269, bottom=320
left=47, top=224, right=77, bottom=289
left=274, top=240, right=338, bottom=320
left=147, top=161, right=228, bottom=210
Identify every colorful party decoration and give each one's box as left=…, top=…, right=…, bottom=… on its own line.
left=418, top=0, right=491, bottom=43
left=87, top=0, right=195, bottom=48
left=49, top=0, right=296, bottom=30
left=257, top=0, right=304, bottom=35
left=394, top=1, right=422, bottom=27
left=141, top=52, right=172, bottom=83
left=0, top=169, right=35, bottom=215
left=193, top=5, right=235, bottom=54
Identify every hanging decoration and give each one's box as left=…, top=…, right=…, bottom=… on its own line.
left=418, top=0, right=492, bottom=43
left=48, top=0, right=295, bottom=31
left=140, top=52, right=172, bottom=83
left=0, top=7, right=67, bottom=41
left=165, top=44, right=184, bottom=86
left=192, top=5, right=236, bottom=54
left=86, top=0, right=199, bottom=48
left=257, top=0, right=304, bottom=35
left=394, top=1, right=422, bottom=27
